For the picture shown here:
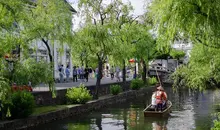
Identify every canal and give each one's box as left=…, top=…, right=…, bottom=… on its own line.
left=32, top=87, right=220, bottom=130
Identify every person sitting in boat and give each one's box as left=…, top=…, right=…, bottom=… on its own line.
left=151, top=89, right=157, bottom=111
left=155, top=86, right=167, bottom=111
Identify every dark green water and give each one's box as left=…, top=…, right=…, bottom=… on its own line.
left=32, top=87, right=220, bottom=130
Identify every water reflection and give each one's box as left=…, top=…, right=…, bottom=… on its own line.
left=32, top=88, right=220, bottom=130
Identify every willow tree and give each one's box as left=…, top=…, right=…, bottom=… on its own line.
left=0, top=0, right=31, bottom=102
left=147, top=0, right=220, bottom=88
left=0, top=0, right=27, bottom=57
left=131, top=24, right=156, bottom=83
left=148, top=0, right=220, bottom=47
left=172, top=44, right=220, bottom=90
left=22, top=0, right=74, bottom=92
left=22, top=0, right=75, bottom=71
left=107, top=1, right=135, bottom=83
left=0, top=0, right=74, bottom=98
left=74, top=0, right=136, bottom=99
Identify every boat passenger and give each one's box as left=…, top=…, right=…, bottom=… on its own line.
left=151, top=90, right=157, bottom=111
left=155, top=86, right=167, bottom=111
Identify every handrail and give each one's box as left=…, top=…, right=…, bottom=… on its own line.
left=150, top=65, right=174, bottom=72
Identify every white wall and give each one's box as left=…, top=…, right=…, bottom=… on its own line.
left=29, top=40, right=73, bottom=80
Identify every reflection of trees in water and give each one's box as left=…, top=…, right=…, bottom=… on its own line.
left=65, top=88, right=218, bottom=130
left=95, top=114, right=102, bottom=130
left=67, top=123, right=90, bottom=130
left=123, top=109, right=128, bottom=130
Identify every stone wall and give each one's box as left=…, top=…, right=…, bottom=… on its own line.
left=0, top=87, right=154, bottom=130
left=33, top=81, right=131, bottom=106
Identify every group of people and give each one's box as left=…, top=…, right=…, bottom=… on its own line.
left=151, top=84, right=168, bottom=111
left=58, top=65, right=132, bottom=83
left=58, top=65, right=93, bottom=83
left=72, top=66, right=92, bottom=82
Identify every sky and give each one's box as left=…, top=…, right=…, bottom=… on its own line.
left=67, top=0, right=146, bottom=30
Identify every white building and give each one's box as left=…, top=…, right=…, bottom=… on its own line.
left=25, top=1, right=76, bottom=81
left=150, top=40, right=193, bottom=71
left=27, top=40, right=73, bottom=81
left=172, top=40, right=193, bottom=64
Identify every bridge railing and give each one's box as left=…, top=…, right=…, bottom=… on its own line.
left=149, top=65, right=175, bottom=73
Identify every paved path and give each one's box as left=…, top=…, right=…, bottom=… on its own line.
left=33, top=77, right=132, bottom=92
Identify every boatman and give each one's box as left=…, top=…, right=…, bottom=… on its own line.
left=155, top=86, right=167, bottom=111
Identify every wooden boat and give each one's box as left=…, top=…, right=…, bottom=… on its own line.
left=143, top=100, right=172, bottom=117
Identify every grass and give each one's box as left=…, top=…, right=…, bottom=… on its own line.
left=32, top=105, right=78, bottom=116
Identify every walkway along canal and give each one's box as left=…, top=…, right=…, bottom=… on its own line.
left=32, top=87, right=220, bottom=130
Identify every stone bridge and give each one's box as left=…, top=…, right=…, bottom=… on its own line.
left=148, top=66, right=174, bottom=83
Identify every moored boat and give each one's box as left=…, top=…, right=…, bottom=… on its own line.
left=143, top=100, right=172, bottom=117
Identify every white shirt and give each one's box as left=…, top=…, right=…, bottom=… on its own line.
left=151, top=92, right=157, bottom=105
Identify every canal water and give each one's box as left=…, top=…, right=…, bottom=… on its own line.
left=32, top=87, right=220, bottom=130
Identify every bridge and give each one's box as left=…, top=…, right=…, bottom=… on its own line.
left=148, top=65, right=174, bottom=83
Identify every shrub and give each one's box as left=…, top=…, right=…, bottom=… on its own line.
left=66, top=84, right=92, bottom=104
left=130, top=79, right=144, bottom=90
left=110, top=85, right=122, bottom=95
left=212, top=120, right=220, bottom=130
left=8, top=91, right=35, bottom=119
left=148, top=77, right=158, bottom=85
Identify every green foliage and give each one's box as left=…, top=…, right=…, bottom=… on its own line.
left=212, top=113, right=220, bottom=130
left=0, top=0, right=73, bottom=57
left=148, top=77, right=158, bottom=85
left=212, top=120, right=220, bottom=130
left=148, top=0, right=220, bottom=90
left=3, top=58, right=54, bottom=87
left=0, top=0, right=73, bottom=99
left=0, top=77, right=10, bottom=102
left=147, top=0, right=220, bottom=49
left=154, top=51, right=171, bottom=59
left=66, top=84, right=92, bottom=104
left=171, top=44, right=220, bottom=90
left=110, top=85, right=122, bottom=95
left=170, top=49, right=185, bottom=60
left=130, top=79, right=144, bottom=90
left=4, top=91, right=35, bottom=119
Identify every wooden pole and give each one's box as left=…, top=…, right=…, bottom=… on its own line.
left=155, top=66, right=162, bottom=86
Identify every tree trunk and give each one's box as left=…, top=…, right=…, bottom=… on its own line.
left=42, top=38, right=53, bottom=63
left=80, top=56, right=84, bottom=66
left=42, top=38, right=54, bottom=83
left=94, top=56, right=103, bottom=99
left=122, top=59, right=126, bottom=83
left=142, top=60, right=147, bottom=84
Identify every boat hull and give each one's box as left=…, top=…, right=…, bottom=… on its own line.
left=143, top=100, right=172, bottom=117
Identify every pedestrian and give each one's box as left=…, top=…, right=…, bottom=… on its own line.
left=110, top=66, right=115, bottom=80
left=65, top=65, right=70, bottom=82
left=84, top=66, right=89, bottom=82
left=81, top=66, right=85, bottom=82
left=115, top=66, right=120, bottom=82
left=73, top=66, right=78, bottom=82
left=59, top=65, right=64, bottom=83
left=77, top=66, right=81, bottom=79
left=89, top=67, right=93, bottom=78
